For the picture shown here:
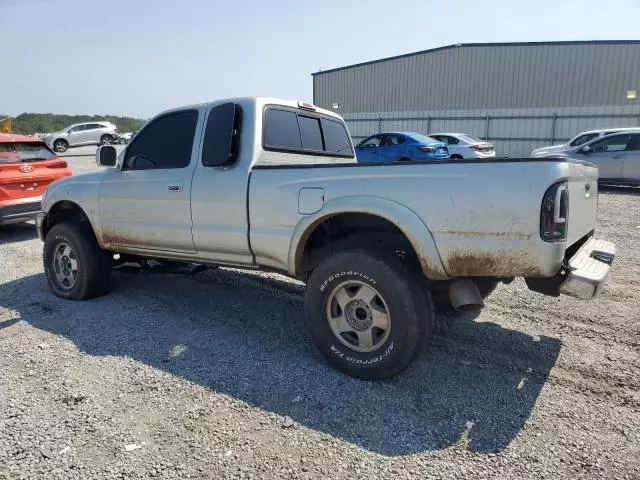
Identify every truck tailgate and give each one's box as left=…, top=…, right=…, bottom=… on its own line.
left=566, top=161, right=599, bottom=246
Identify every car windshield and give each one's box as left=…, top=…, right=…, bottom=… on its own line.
left=0, top=142, right=57, bottom=164
left=409, top=133, right=440, bottom=144
left=459, top=134, right=483, bottom=143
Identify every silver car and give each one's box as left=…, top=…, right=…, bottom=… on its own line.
left=44, top=121, right=118, bottom=153
left=531, top=127, right=639, bottom=158
left=545, top=130, right=640, bottom=186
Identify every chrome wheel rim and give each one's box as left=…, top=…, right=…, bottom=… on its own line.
left=54, top=141, right=66, bottom=152
left=102, top=136, right=112, bottom=145
left=53, top=242, right=78, bottom=290
left=326, top=280, right=391, bottom=353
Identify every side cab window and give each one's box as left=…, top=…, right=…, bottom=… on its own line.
left=124, top=110, right=198, bottom=170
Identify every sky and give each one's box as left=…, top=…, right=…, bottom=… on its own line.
left=1, top=0, right=639, bottom=119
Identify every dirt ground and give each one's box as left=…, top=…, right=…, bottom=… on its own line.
left=1, top=166, right=638, bottom=478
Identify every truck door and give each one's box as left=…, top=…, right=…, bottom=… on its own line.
left=98, top=109, right=200, bottom=253
left=190, top=102, right=254, bottom=265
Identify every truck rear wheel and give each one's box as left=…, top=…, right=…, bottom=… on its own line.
left=43, top=222, right=112, bottom=300
left=304, top=250, right=433, bottom=380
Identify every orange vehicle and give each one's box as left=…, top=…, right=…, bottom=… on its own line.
left=0, top=133, right=72, bottom=226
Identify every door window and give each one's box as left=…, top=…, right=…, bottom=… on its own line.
left=387, top=135, right=406, bottom=145
left=124, top=110, right=198, bottom=170
left=625, top=134, right=640, bottom=151
left=359, top=135, right=382, bottom=147
left=590, top=134, right=632, bottom=153
left=570, top=133, right=598, bottom=147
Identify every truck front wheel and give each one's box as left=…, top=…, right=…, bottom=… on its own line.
left=304, top=250, right=433, bottom=380
left=43, top=222, right=112, bottom=300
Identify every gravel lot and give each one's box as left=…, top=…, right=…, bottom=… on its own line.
left=1, top=158, right=639, bottom=479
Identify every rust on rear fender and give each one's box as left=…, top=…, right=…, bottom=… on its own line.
left=445, top=251, right=546, bottom=278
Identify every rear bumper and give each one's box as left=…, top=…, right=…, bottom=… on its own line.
left=559, top=238, right=615, bottom=300
left=525, top=237, right=615, bottom=300
left=0, top=199, right=42, bottom=225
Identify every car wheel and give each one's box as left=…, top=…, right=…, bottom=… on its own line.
left=43, top=222, right=112, bottom=300
left=450, top=154, right=463, bottom=160
left=304, top=250, right=433, bottom=380
left=100, top=135, right=114, bottom=146
left=53, top=139, right=68, bottom=153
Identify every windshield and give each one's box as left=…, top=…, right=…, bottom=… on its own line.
left=0, top=142, right=57, bottom=164
left=459, top=134, right=483, bottom=143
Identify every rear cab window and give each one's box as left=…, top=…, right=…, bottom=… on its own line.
left=263, top=106, right=354, bottom=158
left=0, top=142, right=56, bottom=164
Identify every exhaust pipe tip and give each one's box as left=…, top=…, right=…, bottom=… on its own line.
left=448, top=279, right=484, bottom=312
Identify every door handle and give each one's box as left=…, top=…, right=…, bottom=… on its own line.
left=167, top=184, right=182, bottom=191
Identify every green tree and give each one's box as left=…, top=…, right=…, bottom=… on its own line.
left=8, top=113, right=146, bottom=135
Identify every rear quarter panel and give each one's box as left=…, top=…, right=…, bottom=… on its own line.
left=249, top=160, right=585, bottom=279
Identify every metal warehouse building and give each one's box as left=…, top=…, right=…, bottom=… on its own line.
left=312, top=40, right=640, bottom=157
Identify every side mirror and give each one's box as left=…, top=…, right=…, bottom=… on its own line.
left=581, top=145, right=592, bottom=154
left=202, top=102, right=242, bottom=167
left=97, top=145, right=117, bottom=167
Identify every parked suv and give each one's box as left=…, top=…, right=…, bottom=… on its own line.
left=536, top=130, right=640, bottom=186
left=530, top=127, right=639, bottom=158
left=44, top=122, right=118, bottom=153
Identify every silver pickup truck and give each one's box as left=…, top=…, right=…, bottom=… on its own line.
left=36, top=97, right=616, bottom=380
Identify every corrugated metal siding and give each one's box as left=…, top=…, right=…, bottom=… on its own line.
left=314, top=43, right=640, bottom=113
left=342, top=105, right=640, bottom=158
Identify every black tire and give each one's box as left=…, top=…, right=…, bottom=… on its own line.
left=304, top=250, right=433, bottom=380
left=450, top=154, right=463, bottom=160
left=53, top=139, right=68, bottom=153
left=432, top=278, right=499, bottom=314
left=43, top=222, right=112, bottom=300
left=100, top=134, right=113, bottom=146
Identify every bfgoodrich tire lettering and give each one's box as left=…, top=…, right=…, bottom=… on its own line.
left=304, top=250, right=433, bottom=380
left=43, top=222, right=112, bottom=300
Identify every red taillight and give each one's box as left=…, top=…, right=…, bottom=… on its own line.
left=540, top=181, right=569, bottom=242
left=46, top=160, right=68, bottom=169
left=471, top=144, right=481, bottom=151
left=418, top=146, right=435, bottom=152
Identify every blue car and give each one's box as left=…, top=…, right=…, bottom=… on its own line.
left=355, top=132, right=449, bottom=163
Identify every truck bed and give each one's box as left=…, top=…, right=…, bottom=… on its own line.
left=248, top=157, right=599, bottom=279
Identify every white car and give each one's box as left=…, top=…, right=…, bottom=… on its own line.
left=531, top=127, right=639, bottom=158
left=429, top=133, right=496, bottom=159
left=43, top=121, right=118, bottom=153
